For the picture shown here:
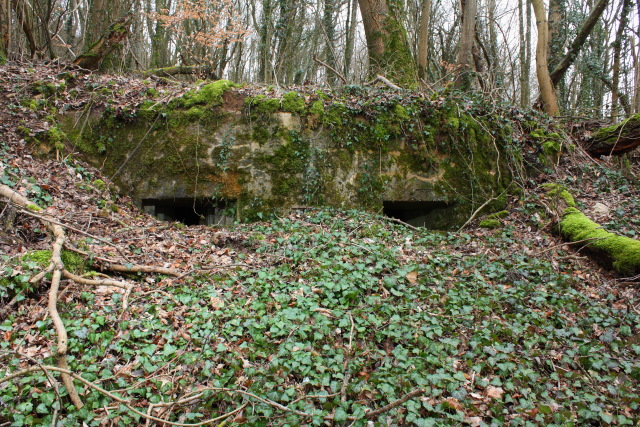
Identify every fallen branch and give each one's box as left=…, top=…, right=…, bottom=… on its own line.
left=312, top=54, right=348, bottom=85
left=364, top=388, right=426, bottom=419
left=364, top=74, right=403, bottom=90
left=62, top=270, right=132, bottom=310
left=458, top=196, right=499, bottom=231
left=15, top=207, right=128, bottom=257
left=141, top=65, right=219, bottom=80
left=98, top=261, right=181, bottom=277
left=384, top=216, right=420, bottom=231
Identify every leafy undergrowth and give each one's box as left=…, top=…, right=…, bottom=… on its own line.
left=2, top=207, right=640, bottom=425
left=1, top=63, right=640, bottom=426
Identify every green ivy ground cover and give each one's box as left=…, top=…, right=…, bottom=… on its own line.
left=1, top=209, right=639, bottom=426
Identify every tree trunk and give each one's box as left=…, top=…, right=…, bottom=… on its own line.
left=518, top=0, right=531, bottom=107
left=85, top=0, right=125, bottom=51
left=632, top=36, right=640, bottom=114
left=547, top=0, right=565, bottom=70
left=344, top=0, right=358, bottom=81
left=73, top=15, right=131, bottom=70
left=611, top=0, right=632, bottom=118
left=531, top=0, right=557, bottom=115
left=259, top=0, right=273, bottom=83
left=548, top=0, right=609, bottom=86
left=12, top=0, right=38, bottom=57
left=582, top=114, right=640, bottom=157
left=0, top=0, right=9, bottom=62
left=357, top=0, right=418, bottom=87
left=323, top=0, right=338, bottom=86
left=416, top=0, right=431, bottom=81
left=454, top=0, right=477, bottom=89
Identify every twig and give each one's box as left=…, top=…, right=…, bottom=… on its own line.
left=312, top=54, right=348, bottom=84
left=62, top=270, right=132, bottom=311
left=340, top=360, right=351, bottom=403
left=99, top=261, right=181, bottom=277
left=458, top=196, right=498, bottom=231
left=617, top=273, right=640, bottom=282
left=0, top=366, right=302, bottom=426
left=384, top=216, right=419, bottom=230
left=175, top=263, right=251, bottom=280
left=15, top=207, right=126, bottom=256
left=533, top=236, right=610, bottom=256
left=0, top=291, right=24, bottom=319
left=364, top=388, right=426, bottom=419
left=364, top=74, right=403, bottom=90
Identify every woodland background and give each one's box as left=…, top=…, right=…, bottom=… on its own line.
left=1, top=0, right=639, bottom=117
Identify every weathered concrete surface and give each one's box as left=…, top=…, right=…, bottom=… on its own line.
left=55, top=85, right=517, bottom=228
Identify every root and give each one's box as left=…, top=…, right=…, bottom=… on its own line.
left=0, top=183, right=84, bottom=408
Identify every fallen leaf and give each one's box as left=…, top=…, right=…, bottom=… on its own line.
left=486, top=386, right=504, bottom=399
left=406, top=271, right=418, bottom=285
left=463, top=416, right=482, bottom=426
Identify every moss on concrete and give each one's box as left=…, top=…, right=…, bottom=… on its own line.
left=58, top=82, right=531, bottom=229
left=560, top=208, right=640, bottom=275
left=282, top=91, right=305, bottom=113
left=178, top=80, right=237, bottom=108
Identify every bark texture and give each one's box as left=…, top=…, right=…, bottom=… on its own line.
left=583, top=114, right=640, bottom=157
left=357, top=0, right=418, bottom=87
left=531, top=0, right=557, bottom=115
left=73, top=15, right=131, bottom=70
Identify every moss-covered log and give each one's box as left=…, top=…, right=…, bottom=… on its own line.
left=584, top=113, right=640, bottom=157
left=73, top=15, right=131, bottom=70
left=559, top=208, right=640, bottom=276
left=141, top=66, right=219, bottom=80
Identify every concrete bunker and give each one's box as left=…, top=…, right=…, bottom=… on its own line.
left=141, top=198, right=235, bottom=226
left=383, top=201, right=453, bottom=228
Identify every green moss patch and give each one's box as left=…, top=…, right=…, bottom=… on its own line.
left=479, top=219, right=502, bottom=229
left=542, top=183, right=576, bottom=208
left=560, top=209, right=640, bottom=275
left=22, top=249, right=86, bottom=274
left=178, top=80, right=237, bottom=108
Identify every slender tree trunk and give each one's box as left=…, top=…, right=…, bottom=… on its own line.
left=611, top=0, right=632, bottom=117
left=547, top=0, right=566, bottom=106
left=531, top=0, right=557, bottom=115
left=632, top=37, right=640, bottom=113
left=518, top=0, right=531, bottom=107
left=454, top=0, right=477, bottom=89
left=63, top=0, right=78, bottom=54
left=322, top=0, right=337, bottom=85
left=259, top=0, right=273, bottom=83
left=487, top=0, right=498, bottom=75
left=12, top=0, right=38, bottom=57
left=357, top=0, right=418, bottom=87
left=417, top=0, right=431, bottom=80
left=0, top=0, right=10, bottom=62
left=547, top=0, right=565, bottom=69
left=344, top=0, right=358, bottom=81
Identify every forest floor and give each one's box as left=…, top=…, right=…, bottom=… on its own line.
left=1, top=63, right=640, bottom=426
